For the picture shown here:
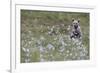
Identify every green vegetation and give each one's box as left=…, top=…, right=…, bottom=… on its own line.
left=21, top=10, right=89, bottom=63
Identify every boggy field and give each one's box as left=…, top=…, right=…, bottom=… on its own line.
left=21, top=10, right=90, bottom=63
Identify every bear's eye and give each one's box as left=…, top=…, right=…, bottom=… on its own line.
left=73, top=23, right=77, bottom=25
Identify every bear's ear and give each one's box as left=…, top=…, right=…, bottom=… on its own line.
left=78, top=19, right=80, bottom=23
left=72, top=18, right=74, bottom=22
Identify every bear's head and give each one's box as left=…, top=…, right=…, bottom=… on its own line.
left=72, top=18, right=80, bottom=29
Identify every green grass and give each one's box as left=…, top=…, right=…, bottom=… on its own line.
left=20, top=10, right=90, bottom=63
